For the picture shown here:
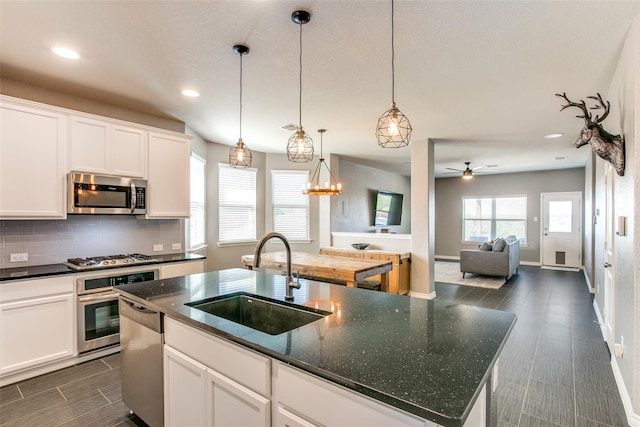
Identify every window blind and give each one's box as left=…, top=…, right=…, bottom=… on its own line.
left=219, top=163, right=256, bottom=243
left=189, top=154, right=206, bottom=249
left=271, top=170, right=309, bottom=241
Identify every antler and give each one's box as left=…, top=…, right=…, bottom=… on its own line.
left=586, top=93, right=610, bottom=123
left=556, top=92, right=591, bottom=122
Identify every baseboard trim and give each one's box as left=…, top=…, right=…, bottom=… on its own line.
left=611, top=355, right=640, bottom=427
left=593, top=300, right=639, bottom=426
left=410, top=291, right=437, bottom=300
left=582, top=268, right=595, bottom=293
left=434, top=258, right=540, bottom=267
left=434, top=255, right=459, bottom=261
left=540, top=265, right=580, bottom=272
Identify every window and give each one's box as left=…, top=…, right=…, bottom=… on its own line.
left=188, top=154, right=206, bottom=250
left=218, top=163, right=256, bottom=244
left=271, top=170, right=309, bottom=241
left=462, top=196, right=527, bottom=244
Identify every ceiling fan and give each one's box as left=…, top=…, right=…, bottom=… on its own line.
left=444, top=162, right=497, bottom=179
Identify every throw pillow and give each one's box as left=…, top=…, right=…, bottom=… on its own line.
left=493, top=238, right=506, bottom=252
left=479, top=242, right=493, bottom=251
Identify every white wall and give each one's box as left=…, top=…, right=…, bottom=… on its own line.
left=203, top=143, right=320, bottom=272
left=591, top=15, right=639, bottom=423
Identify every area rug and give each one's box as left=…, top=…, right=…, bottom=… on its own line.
left=434, top=261, right=505, bottom=289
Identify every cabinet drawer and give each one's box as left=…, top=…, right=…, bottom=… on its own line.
left=160, top=261, right=204, bottom=279
left=276, top=363, right=429, bottom=427
left=164, top=317, right=270, bottom=396
left=366, top=253, right=400, bottom=263
left=0, top=275, right=74, bottom=304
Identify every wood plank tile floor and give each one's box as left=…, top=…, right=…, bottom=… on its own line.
left=435, top=264, right=629, bottom=427
left=0, top=353, right=146, bottom=427
left=0, top=265, right=629, bottom=426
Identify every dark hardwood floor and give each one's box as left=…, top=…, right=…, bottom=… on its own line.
left=0, top=265, right=629, bottom=426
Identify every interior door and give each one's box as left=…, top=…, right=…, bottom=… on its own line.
left=541, top=192, right=582, bottom=269
left=603, top=163, right=614, bottom=346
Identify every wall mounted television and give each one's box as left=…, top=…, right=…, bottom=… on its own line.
left=374, top=190, right=403, bottom=226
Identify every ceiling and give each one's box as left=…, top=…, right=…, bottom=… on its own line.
left=2, top=1, right=638, bottom=178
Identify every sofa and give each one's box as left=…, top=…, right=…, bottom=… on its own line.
left=459, top=235, right=520, bottom=282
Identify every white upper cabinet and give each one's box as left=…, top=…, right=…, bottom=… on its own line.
left=70, top=115, right=147, bottom=178
left=0, top=97, right=67, bottom=219
left=147, top=132, right=190, bottom=218
left=1, top=95, right=190, bottom=220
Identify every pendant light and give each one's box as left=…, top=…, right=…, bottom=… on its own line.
left=286, top=10, right=314, bottom=163
left=304, top=129, right=342, bottom=196
left=375, top=0, right=412, bottom=148
left=229, top=44, right=253, bottom=168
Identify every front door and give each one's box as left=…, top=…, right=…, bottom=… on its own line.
left=541, top=192, right=582, bottom=269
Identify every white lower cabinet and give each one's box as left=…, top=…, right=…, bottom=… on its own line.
left=163, top=317, right=270, bottom=427
left=206, top=367, right=270, bottom=426
left=160, top=260, right=204, bottom=279
left=0, top=276, right=75, bottom=378
left=276, top=407, right=318, bottom=427
left=275, top=362, right=432, bottom=427
left=163, top=318, right=485, bottom=427
left=164, top=345, right=207, bottom=427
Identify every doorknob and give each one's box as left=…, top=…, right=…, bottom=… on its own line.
left=604, top=262, right=611, bottom=268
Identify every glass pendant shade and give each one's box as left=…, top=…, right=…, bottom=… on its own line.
left=229, top=44, right=252, bottom=168
left=462, top=168, right=473, bottom=179
left=376, top=101, right=412, bottom=148
left=229, top=138, right=252, bottom=168
left=303, top=129, right=342, bottom=196
left=287, top=126, right=314, bottom=162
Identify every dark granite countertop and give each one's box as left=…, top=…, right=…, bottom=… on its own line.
left=117, top=268, right=516, bottom=426
left=0, top=253, right=205, bottom=282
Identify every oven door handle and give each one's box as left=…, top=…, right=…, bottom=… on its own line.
left=78, top=291, right=120, bottom=304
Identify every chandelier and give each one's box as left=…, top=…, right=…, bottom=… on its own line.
left=304, top=129, right=342, bottom=196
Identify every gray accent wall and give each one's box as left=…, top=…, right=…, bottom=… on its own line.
left=331, top=158, right=411, bottom=235
left=434, top=168, right=585, bottom=263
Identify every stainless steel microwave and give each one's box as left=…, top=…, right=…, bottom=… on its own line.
left=68, top=172, right=147, bottom=215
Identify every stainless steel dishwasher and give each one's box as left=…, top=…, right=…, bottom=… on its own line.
left=119, top=296, right=164, bottom=427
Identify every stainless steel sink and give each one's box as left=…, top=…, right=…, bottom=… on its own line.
left=186, top=292, right=332, bottom=335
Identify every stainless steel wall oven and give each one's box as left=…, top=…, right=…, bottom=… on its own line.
left=76, top=267, right=159, bottom=354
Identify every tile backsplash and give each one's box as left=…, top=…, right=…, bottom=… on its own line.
left=0, top=216, right=183, bottom=269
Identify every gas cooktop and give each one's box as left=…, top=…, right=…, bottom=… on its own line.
left=65, top=254, right=159, bottom=271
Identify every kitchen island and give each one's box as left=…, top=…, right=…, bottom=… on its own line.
left=117, top=268, right=515, bottom=427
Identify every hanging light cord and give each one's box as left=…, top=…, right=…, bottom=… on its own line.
left=298, top=21, right=303, bottom=126
left=391, top=0, right=395, bottom=103
left=239, top=52, right=243, bottom=140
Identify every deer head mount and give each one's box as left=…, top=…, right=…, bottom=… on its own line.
left=556, top=92, right=625, bottom=176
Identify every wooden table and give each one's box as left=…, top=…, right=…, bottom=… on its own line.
left=241, top=251, right=393, bottom=292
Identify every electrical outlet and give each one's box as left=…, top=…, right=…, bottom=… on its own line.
left=10, top=253, right=28, bottom=262
left=153, top=244, right=164, bottom=252
left=171, top=243, right=181, bottom=250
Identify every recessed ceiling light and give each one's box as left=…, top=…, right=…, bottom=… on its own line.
left=544, top=133, right=563, bottom=139
left=181, top=89, right=200, bottom=98
left=52, top=47, right=80, bottom=59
